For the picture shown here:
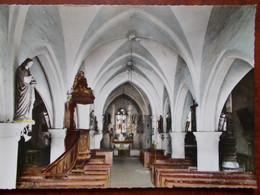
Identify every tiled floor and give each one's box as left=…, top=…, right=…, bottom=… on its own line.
left=110, top=156, right=154, bottom=188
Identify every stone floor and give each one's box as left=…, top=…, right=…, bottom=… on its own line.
left=110, top=156, right=154, bottom=188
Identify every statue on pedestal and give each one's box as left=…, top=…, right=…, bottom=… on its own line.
left=14, top=58, right=37, bottom=123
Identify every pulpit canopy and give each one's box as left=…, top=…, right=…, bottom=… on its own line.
left=70, top=71, right=95, bottom=105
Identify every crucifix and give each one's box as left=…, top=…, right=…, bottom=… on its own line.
left=190, top=100, right=198, bottom=132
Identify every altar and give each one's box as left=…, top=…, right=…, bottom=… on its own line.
left=112, top=108, right=135, bottom=156
left=113, top=140, right=132, bottom=150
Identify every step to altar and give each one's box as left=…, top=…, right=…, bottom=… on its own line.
left=113, top=149, right=140, bottom=157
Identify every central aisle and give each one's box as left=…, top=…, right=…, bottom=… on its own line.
left=110, top=156, right=154, bottom=188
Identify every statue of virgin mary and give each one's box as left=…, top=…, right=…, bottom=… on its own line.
left=14, top=58, right=37, bottom=122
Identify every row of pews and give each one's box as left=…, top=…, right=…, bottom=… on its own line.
left=16, top=150, right=113, bottom=189
left=140, top=149, right=257, bottom=189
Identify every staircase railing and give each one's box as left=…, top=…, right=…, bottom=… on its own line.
left=42, top=131, right=80, bottom=179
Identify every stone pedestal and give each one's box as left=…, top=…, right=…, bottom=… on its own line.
left=170, top=132, right=186, bottom=159
left=0, top=123, right=25, bottom=189
left=194, top=132, right=222, bottom=171
left=49, top=128, right=67, bottom=163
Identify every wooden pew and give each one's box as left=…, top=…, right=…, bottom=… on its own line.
left=140, top=149, right=165, bottom=168
left=155, top=170, right=257, bottom=188
left=151, top=158, right=195, bottom=185
left=148, top=155, right=169, bottom=168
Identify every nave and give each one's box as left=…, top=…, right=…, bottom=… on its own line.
left=110, top=157, right=153, bottom=188
left=0, top=5, right=256, bottom=189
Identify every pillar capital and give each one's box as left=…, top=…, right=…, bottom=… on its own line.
left=0, top=123, right=27, bottom=189
left=0, top=123, right=26, bottom=139
left=48, top=128, right=67, bottom=138
left=76, top=104, right=91, bottom=129
left=170, top=131, right=186, bottom=139
left=194, top=131, right=222, bottom=171
left=170, top=131, right=186, bottom=159
left=194, top=131, right=222, bottom=142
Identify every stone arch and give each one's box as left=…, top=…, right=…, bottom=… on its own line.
left=94, top=71, right=160, bottom=130
left=31, top=57, right=53, bottom=128
left=28, top=44, right=66, bottom=128
left=173, top=83, right=193, bottom=132
left=103, top=82, right=150, bottom=117
left=215, top=59, right=253, bottom=130
left=200, top=50, right=254, bottom=132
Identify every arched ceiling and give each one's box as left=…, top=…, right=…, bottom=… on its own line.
left=59, top=5, right=198, bottom=96
left=3, top=5, right=254, bottom=125
left=57, top=5, right=255, bottom=119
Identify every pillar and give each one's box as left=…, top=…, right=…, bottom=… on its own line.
left=90, top=130, right=102, bottom=149
left=97, top=115, right=103, bottom=132
left=0, top=123, right=25, bottom=189
left=161, top=133, right=170, bottom=155
left=194, top=132, right=222, bottom=171
left=170, top=132, right=186, bottom=159
left=76, top=104, right=90, bottom=129
left=49, top=128, right=67, bottom=163
left=152, top=115, right=158, bottom=135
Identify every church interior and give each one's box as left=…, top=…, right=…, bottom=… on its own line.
left=0, top=5, right=257, bottom=189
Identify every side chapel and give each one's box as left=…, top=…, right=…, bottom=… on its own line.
left=0, top=5, right=256, bottom=189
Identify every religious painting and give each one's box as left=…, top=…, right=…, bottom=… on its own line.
left=0, top=4, right=257, bottom=191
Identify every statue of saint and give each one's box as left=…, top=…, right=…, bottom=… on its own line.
left=166, top=113, right=171, bottom=132
left=90, top=110, right=95, bottom=129
left=14, top=58, right=37, bottom=122
left=158, top=115, right=163, bottom=133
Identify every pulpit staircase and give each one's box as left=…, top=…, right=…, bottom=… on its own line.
left=16, top=130, right=112, bottom=189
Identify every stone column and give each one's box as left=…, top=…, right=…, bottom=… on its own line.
left=91, top=133, right=102, bottom=149
left=194, top=132, right=222, bottom=171
left=152, top=115, right=158, bottom=135
left=0, top=123, right=25, bottom=189
left=161, top=133, right=170, bottom=155
left=97, top=115, right=103, bottom=132
left=76, top=104, right=90, bottom=129
left=49, top=128, right=67, bottom=163
left=170, top=132, right=186, bottom=159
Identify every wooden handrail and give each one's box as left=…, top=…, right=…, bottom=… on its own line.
left=42, top=131, right=80, bottom=178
